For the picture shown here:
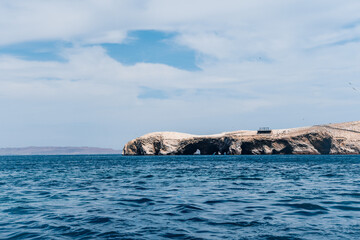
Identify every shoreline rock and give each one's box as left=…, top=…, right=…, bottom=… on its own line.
left=123, top=121, right=360, bottom=155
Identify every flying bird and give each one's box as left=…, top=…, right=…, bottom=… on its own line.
left=348, top=82, right=359, bottom=92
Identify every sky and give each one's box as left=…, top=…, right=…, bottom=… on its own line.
left=0, top=0, right=360, bottom=149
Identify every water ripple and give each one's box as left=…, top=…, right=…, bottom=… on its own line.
left=0, top=155, right=359, bottom=239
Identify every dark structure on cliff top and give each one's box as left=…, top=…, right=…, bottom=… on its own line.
left=257, top=127, right=272, bottom=134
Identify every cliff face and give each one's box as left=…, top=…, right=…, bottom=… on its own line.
left=123, top=121, right=360, bottom=155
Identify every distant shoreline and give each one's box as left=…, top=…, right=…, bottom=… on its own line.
left=0, top=147, right=122, bottom=156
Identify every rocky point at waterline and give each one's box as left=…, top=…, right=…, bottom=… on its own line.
left=122, top=121, right=360, bottom=155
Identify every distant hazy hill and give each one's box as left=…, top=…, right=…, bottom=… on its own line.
left=0, top=147, right=122, bottom=155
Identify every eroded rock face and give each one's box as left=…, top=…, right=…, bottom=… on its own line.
left=123, top=121, right=360, bottom=155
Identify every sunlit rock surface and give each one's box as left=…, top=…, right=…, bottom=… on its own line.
left=123, top=121, right=360, bottom=155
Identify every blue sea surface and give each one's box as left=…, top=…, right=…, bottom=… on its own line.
left=0, top=155, right=359, bottom=240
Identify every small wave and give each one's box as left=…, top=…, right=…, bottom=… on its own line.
left=134, top=180, right=147, bottom=185
left=161, top=232, right=189, bottom=238
left=204, top=199, right=226, bottom=205
left=3, top=206, right=41, bottom=215
left=4, top=232, right=41, bottom=240
left=332, top=205, right=360, bottom=211
left=47, top=225, right=71, bottom=232
left=204, top=199, right=245, bottom=205
left=177, top=217, right=208, bottom=223
left=289, top=210, right=328, bottom=216
left=49, top=193, right=70, bottom=199
left=119, top=197, right=154, bottom=204
left=320, top=173, right=343, bottom=178
left=143, top=174, right=154, bottom=178
left=61, top=228, right=95, bottom=238
left=133, top=186, right=149, bottom=190
left=321, top=200, right=360, bottom=205
left=46, top=214, right=80, bottom=223
left=246, top=205, right=267, bottom=209
left=219, top=175, right=263, bottom=181
left=240, top=177, right=263, bottom=181
left=37, top=191, right=51, bottom=196
left=173, top=203, right=204, bottom=213
left=338, top=192, right=360, bottom=198
left=275, top=203, right=328, bottom=211
left=96, top=231, right=122, bottom=239
left=260, top=234, right=304, bottom=240
left=86, top=216, right=112, bottom=224
left=209, top=220, right=263, bottom=227
left=163, top=212, right=180, bottom=216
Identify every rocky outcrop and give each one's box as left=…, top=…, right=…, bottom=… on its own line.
left=123, top=121, right=360, bottom=155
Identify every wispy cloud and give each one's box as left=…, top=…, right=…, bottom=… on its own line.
left=138, top=87, right=169, bottom=99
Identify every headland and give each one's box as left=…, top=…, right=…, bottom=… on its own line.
left=123, top=121, right=360, bottom=155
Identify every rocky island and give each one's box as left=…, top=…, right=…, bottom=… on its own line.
left=123, top=121, right=360, bottom=155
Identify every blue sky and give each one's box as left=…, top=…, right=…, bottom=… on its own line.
left=0, top=30, right=198, bottom=70
left=0, top=0, right=359, bottom=148
left=0, top=41, right=70, bottom=62
left=102, top=30, right=199, bottom=71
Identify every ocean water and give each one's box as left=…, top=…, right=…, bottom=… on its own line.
left=0, top=155, right=359, bottom=240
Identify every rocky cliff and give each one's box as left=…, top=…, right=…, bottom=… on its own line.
left=123, top=121, right=360, bottom=155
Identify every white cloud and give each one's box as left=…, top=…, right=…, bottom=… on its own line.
left=0, top=0, right=360, bottom=148
left=81, top=30, right=127, bottom=44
